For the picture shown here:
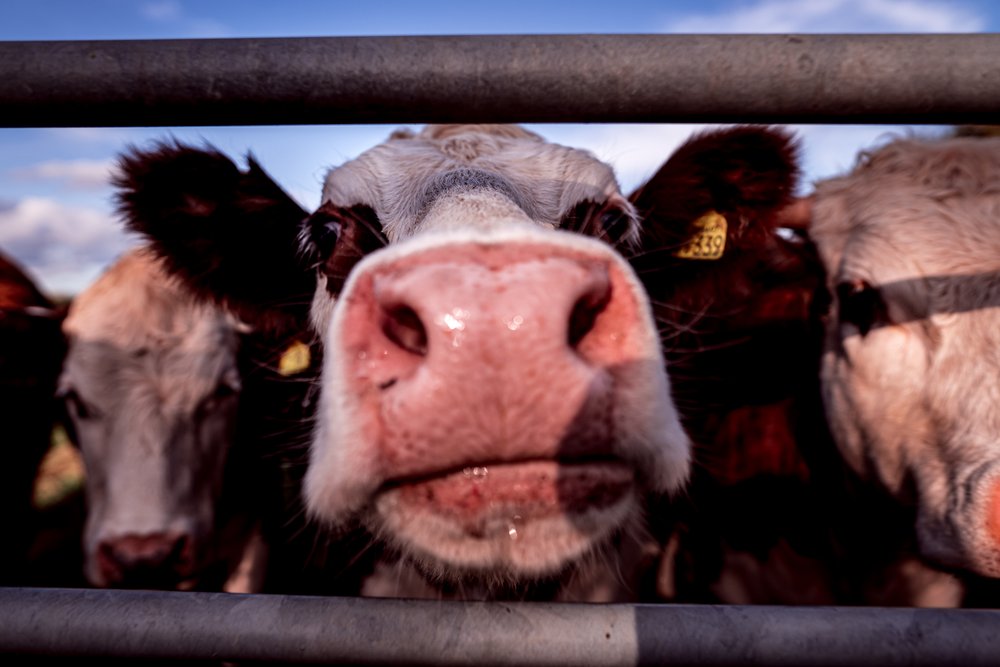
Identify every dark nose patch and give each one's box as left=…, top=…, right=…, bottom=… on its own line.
left=420, top=168, right=533, bottom=219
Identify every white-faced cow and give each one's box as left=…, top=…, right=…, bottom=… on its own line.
left=0, top=249, right=67, bottom=584
left=809, top=135, right=1000, bottom=597
left=59, top=247, right=270, bottom=592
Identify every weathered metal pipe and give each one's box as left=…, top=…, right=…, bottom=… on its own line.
left=0, top=34, right=998, bottom=127
left=1, top=587, right=999, bottom=665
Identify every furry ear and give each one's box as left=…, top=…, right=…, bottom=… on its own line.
left=628, top=126, right=801, bottom=260
left=115, top=141, right=313, bottom=334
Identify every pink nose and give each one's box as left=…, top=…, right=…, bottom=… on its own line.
left=96, top=532, right=192, bottom=588
left=336, top=240, right=648, bottom=480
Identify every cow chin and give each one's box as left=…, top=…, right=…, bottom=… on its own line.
left=371, top=459, right=639, bottom=580
left=917, top=469, right=1000, bottom=580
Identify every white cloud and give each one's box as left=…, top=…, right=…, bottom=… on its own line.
left=792, top=124, right=952, bottom=186
left=141, top=1, right=183, bottom=22
left=667, top=0, right=985, bottom=33
left=0, top=198, right=138, bottom=296
left=136, top=1, right=231, bottom=37
left=44, top=128, right=137, bottom=145
left=8, top=159, right=115, bottom=191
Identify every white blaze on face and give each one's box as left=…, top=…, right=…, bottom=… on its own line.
left=302, top=125, right=690, bottom=582
left=811, top=136, right=1000, bottom=578
left=60, top=248, right=242, bottom=588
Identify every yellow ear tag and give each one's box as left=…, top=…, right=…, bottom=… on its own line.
left=278, top=340, right=311, bottom=376
left=673, top=211, right=727, bottom=260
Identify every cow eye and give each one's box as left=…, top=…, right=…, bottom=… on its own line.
left=560, top=201, right=633, bottom=246
left=214, top=380, right=240, bottom=399
left=211, top=370, right=242, bottom=400
left=598, top=208, right=633, bottom=245
left=836, top=280, right=887, bottom=335
left=304, top=210, right=343, bottom=261
left=198, top=378, right=241, bottom=415
left=58, top=387, right=99, bottom=421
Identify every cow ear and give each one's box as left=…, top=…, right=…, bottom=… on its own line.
left=115, top=141, right=313, bottom=335
left=628, top=126, right=801, bottom=260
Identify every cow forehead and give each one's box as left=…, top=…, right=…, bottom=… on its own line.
left=827, top=192, right=1000, bottom=282
left=65, top=248, right=233, bottom=346
left=62, top=248, right=239, bottom=403
left=320, top=125, right=623, bottom=242
left=813, top=138, right=1000, bottom=281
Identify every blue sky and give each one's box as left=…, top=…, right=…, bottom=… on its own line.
left=0, top=0, right=996, bottom=294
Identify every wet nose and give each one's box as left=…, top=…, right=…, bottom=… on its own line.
left=334, top=238, right=651, bottom=478
left=96, top=532, right=192, bottom=588
left=373, top=249, right=614, bottom=365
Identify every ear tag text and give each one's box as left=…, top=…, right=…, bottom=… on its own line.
left=674, top=211, right=727, bottom=260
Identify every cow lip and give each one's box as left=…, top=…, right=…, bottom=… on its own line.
left=379, top=455, right=626, bottom=490
left=377, top=457, right=636, bottom=526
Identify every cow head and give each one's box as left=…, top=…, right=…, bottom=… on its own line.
left=810, top=135, right=1000, bottom=578
left=59, top=248, right=246, bottom=589
left=627, top=126, right=822, bottom=487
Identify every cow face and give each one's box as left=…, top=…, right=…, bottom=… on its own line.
left=627, top=126, right=820, bottom=487
left=59, top=249, right=243, bottom=589
left=298, top=126, right=689, bottom=583
left=810, top=136, right=1000, bottom=578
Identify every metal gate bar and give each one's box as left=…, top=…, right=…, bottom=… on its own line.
left=1, top=587, right=998, bottom=665
left=1, top=34, right=999, bottom=127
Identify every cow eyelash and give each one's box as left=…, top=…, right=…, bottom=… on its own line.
left=836, top=279, right=888, bottom=336
left=559, top=201, right=633, bottom=246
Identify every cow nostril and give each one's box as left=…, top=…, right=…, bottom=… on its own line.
left=382, top=304, right=429, bottom=356
left=568, top=280, right=612, bottom=349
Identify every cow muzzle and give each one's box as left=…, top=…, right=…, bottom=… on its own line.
left=306, top=229, right=690, bottom=577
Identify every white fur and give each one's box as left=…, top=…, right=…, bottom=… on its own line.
left=811, top=135, right=1000, bottom=577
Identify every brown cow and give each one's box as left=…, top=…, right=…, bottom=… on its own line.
left=0, top=249, right=67, bottom=585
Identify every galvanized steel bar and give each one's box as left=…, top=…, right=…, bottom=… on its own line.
left=1, top=34, right=999, bottom=127
left=1, top=587, right=1000, bottom=665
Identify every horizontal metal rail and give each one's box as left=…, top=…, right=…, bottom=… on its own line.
left=1, top=34, right=1000, bottom=127
left=1, top=587, right=999, bottom=665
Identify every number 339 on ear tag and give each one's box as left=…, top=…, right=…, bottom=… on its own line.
left=673, top=211, right=727, bottom=260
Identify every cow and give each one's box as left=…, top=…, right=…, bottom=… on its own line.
left=58, top=247, right=272, bottom=592
left=808, top=135, right=1000, bottom=598
left=631, top=130, right=963, bottom=607
left=0, top=249, right=67, bottom=585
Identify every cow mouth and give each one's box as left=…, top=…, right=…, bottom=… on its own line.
left=378, top=458, right=634, bottom=535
